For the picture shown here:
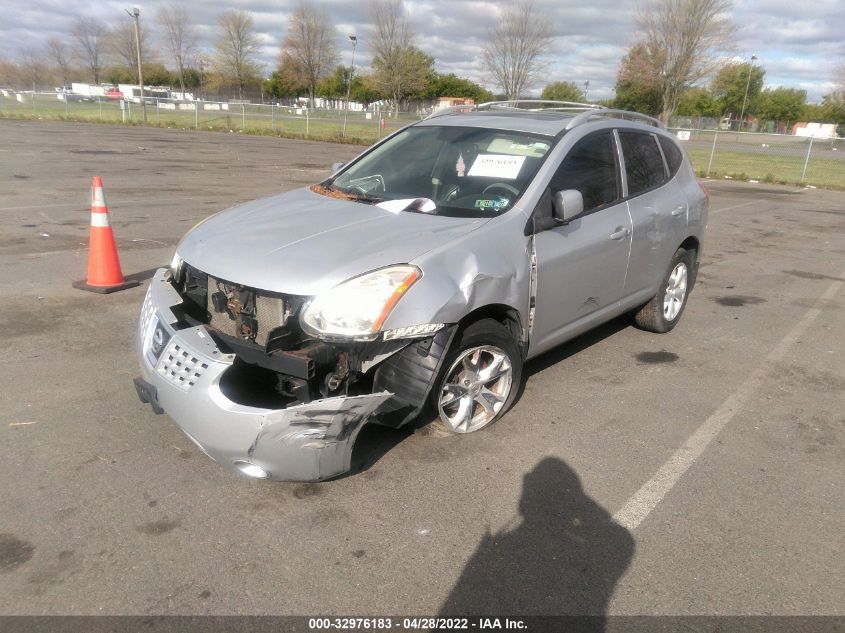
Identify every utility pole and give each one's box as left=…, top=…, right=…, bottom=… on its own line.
left=738, top=54, right=758, bottom=132
left=126, top=7, right=147, bottom=122
left=342, top=35, right=357, bottom=137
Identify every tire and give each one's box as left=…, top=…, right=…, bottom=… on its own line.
left=634, top=248, right=694, bottom=333
left=422, top=318, right=523, bottom=435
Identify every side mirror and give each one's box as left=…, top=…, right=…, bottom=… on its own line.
left=552, top=189, right=584, bottom=223
left=330, top=162, right=345, bottom=174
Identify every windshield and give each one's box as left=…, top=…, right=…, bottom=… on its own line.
left=322, top=125, right=555, bottom=218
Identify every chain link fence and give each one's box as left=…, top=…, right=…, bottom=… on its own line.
left=0, top=90, right=420, bottom=144
left=668, top=116, right=843, bottom=189
left=2, top=91, right=842, bottom=188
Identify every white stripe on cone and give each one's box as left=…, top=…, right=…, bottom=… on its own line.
left=91, top=212, right=111, bottom=227
left=92, top=186, right=107, bottom=209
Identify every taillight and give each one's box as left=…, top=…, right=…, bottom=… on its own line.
left=699, top=182, right=710, bottom=199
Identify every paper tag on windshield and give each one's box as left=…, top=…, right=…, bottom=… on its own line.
left=467, top=154, right=526, bottom=179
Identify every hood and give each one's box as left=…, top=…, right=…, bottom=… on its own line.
left=176, top=187, right=488, bottom=296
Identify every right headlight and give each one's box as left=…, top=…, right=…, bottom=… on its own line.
left=301, top=265, right=421, bottom=340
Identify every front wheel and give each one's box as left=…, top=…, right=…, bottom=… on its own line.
left=634, top=248, right=694, bottom=333
left=425, top=319, right=523, bottom=434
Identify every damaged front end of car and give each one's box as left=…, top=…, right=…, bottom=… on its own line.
left=134, top=265, right=456, bottom=482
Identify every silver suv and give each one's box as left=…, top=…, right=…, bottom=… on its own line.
left=135, top=101, right=708, bottom=481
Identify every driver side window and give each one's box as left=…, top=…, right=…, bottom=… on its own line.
left=550, top=132, right=620, bottom=212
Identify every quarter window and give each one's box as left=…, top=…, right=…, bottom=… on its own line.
left=619, top=131, right=666, bottom=195
left=658, top=136, right=684, bottom=178
left=550, top=132, right=619, bottom=212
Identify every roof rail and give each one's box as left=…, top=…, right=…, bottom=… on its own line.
left=424, top=99, right=604, bottom=120
left=565, top=109, right=664, bottom=130
left=424, top=101, right=665, bottom=131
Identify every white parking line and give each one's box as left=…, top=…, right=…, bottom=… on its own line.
left=613, top=271, right=845, bottom=531
left=710, top=200, right=759, bottom=215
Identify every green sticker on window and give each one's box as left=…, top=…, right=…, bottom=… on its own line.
left=475, top=199, right=508, bottom=209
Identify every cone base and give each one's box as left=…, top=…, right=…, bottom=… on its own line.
left=72, top=279, right=141, bottom=294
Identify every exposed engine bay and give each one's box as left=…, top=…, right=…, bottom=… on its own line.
left=169, top=263, right=454, bottom=427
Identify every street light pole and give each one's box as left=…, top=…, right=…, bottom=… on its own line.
left=737, top=54, right=758, bottom=132
left=584, top=80, right=590, bottom=102
left=126, top=7, right=147, bottom=122
left=342, top=35, right=357, bottom=137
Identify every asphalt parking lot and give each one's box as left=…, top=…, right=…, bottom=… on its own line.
left=1, top=120, right=843, bottom=617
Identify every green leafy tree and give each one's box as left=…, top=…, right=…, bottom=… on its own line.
left=675, top=87, right=720, bottom=116
left=427, top=73, right=494, bottom=102
left=820, top=92, right=845, bottom=136
left=756, top=87, right=806, bottom=126
left=711, top=62, right=765, bottom=117
left=614, top=43, right=663, bottom=115
left=541, top=81, right=586, bottom=103
left=368, top=0, right=433, bottom=114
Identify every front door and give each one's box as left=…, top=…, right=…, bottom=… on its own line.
left=530, top=131, right=632, bottom=356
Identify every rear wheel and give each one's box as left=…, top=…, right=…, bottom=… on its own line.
left=634, top=248, right=694, bottom=333
left=425, top=319, right=522, bottom=434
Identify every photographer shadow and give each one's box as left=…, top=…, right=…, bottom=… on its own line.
left=439, top=457, right=634, bottom=629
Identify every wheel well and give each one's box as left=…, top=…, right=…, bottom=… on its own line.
left=679, top=236, right=700, bottom=289
left=458, top=304, right=524, bottom=349
left=680, top=236, right=699, bottom=258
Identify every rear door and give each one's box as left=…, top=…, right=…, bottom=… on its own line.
left=531, top=130, right=632, bottom=355
left=619, top=130, right=688, bottom=299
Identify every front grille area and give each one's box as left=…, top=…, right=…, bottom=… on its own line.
left=156, top=341, right=209, bottom=391
left=174, top=264, right=305, bottom=353
left=206, top=275, right=288, bottom=346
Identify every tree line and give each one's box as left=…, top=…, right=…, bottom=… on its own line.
left=0, top=0, right=843, bottom=129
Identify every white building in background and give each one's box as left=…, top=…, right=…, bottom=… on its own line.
left=792, top=122, right=837, bottom=139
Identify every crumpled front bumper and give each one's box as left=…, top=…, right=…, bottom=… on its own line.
left=135, top=268, right=391, bottom=482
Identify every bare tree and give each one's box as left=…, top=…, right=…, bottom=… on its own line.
left=213, top=9, right=262, bottom=99
left=637, top=0, right=736, bottom=123
left=71, top=17, right=107, bottom=84
left=46, top=37, right=72, bottom=87
left=18, top=48, right=49, bottom=91
left=481, top=1, right=552, bottom=100
left=281, top=0, right=338, bottom=106
left=158, top=4, right=197, bottom=94
left=109, top=19, right=153, bottom=71
left=368, top=0, right=431, bottom=115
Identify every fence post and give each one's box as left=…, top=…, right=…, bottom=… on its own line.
left=242, top=104, right=245, bottom=130
left=272, top=104, right=276, bottom=132
left=32, top=93, right=36, bottom=116
left=156, top=99, right=160, bottom=124
left=706, top=129, right=718, bottom=177
left=801, top=134, right=815, bottom=183
left=306, top=108, right=309, bottom=137
left=64, top=95, right=69, bottom=117
left=195, top=102, right=199, bottom=129
left=98, top=96, right=102, bottom=120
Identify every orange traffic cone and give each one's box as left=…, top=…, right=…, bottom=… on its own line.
left=72, top=176, right=140, bottom=294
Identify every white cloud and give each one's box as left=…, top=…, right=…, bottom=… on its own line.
left=1, top=0, right=842, bottom=101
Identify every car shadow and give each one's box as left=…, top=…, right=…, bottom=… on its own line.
left=345, top=423, right=414, bottom=477
left=511, top=314, right=633, bottom=409
left=437, top=457, right=635, bottom=627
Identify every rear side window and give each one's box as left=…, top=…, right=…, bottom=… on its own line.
left=550, top=131, right=619, bottom=212
left=619, top=131, right=666, bottom=195
left=658, top=136, right=684, bottom=177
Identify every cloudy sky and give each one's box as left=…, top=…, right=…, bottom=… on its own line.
left=2, top=0, right=843, bottom=102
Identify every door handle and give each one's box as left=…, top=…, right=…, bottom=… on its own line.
left=671, top=205, right=686, bottom=216
left=609, top=227, right=630, bottom=240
